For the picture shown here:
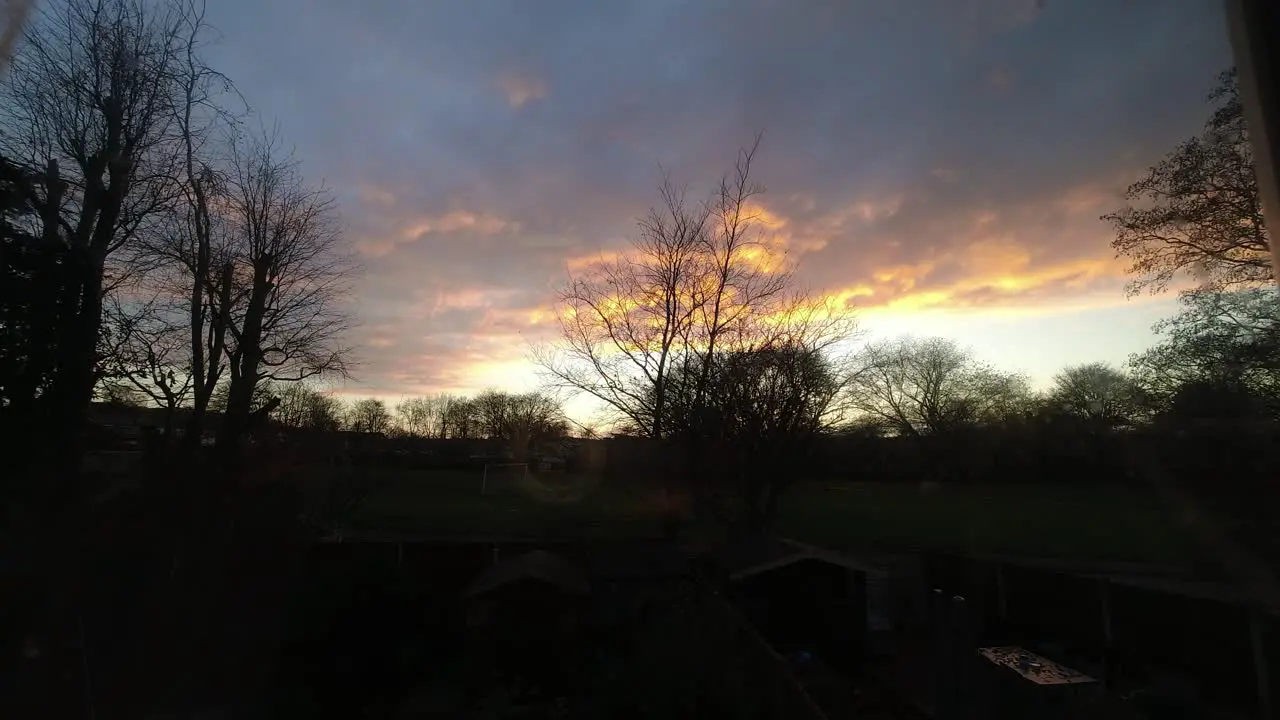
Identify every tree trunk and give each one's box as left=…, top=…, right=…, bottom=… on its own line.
left=217, top=261, right=270, bottom=465
left=188, top=262, right=232, bottom=448
left=47, top=249, right=104, bottom=509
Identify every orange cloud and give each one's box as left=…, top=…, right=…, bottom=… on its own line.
left=402, top=210, right=518, bottom=239
left=357, top=209, right=520, bottom=257
left=560, top=199, right=842, bottom=275
left=833, top=243, right=1128, bottom=317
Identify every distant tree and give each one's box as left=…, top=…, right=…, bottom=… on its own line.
left=346, top=398, right=390, bottom=434
left=394, top=396, right=443, bottom=438
left=1048, top=362, right=1142, bottom=427
left=441, top=394, right=479, bottom=439
left=1104, top=69, right=1270, bottom=294
left=846, top=336, right=1032, bottom=435
left=95, top=378, right=149, bottom=407
left=469, top=389, right=568, bottom=456
left=271, top=382, right=343, bottom=431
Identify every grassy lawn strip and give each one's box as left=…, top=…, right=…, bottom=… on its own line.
left=777, top=482, right=1193, bottom=565
left=346, top=468, right=1192, bottom=565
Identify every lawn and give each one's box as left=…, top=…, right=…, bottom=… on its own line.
left=345, top=467, right=669, bottom=540
left=776, top=482, right=1192, bottom=565
left=344, top=467, right=1193, bottom=566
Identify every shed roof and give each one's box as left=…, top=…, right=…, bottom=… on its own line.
left=464, top=549, right=590, bottom=597
left=725, top=539, right=882, bottom=582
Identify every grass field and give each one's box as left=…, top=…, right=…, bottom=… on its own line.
left=344, top=467, right=1193, bottom=565
left=775, top=482, right=1191, bottom=565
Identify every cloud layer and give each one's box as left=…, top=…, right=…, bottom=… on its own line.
left=202, top=0, right=1232, bottom=399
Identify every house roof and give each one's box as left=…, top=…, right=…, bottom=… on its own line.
left=464, top=549, right=590, bottom=597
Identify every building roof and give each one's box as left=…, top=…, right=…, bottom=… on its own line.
left=724, top=539, right=883, bottom=582
left=464, top=549, right=590, bottom=597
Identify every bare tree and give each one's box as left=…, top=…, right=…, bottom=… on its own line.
left=540, top=176, right=707, bottom=439
left=395, top=395, right=442, bottom=438
left=846, top=336, right=1031, bottom=436
left=269, top=381, right=342, bottom=431
left=166, top=0, right=243, bottom=446
left=100, top=293, right=193, bottom=434
left=214, top=131, right=355, bottom=454
left=685, top=133, right=792, bottom=411
left=346, top=397, right=390, bottom=434
left=0, top=0, right=192, bottom=478
left=440, top=394, right=478, bottom=438
left=538, top=136, right=800, bottom=440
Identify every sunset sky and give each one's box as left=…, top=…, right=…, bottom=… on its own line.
left=201, top=0, right=1232, bottom=420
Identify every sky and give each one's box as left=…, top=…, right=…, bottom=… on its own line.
left=200, top=0, right=1233, bottom=421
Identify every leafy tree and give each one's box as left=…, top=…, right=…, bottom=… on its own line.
left=1129, top=288, right=1280, bottom=418
left=1048, top=362, right=1142, bottom=427
left=0, top=155, right=62, bottom=424
left=1104, top=69, right=1270, bottom=294
left=845, top=336, right=1032, bottom=436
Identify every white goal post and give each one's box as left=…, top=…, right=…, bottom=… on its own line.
left=481, top=462, right=528, bottom=495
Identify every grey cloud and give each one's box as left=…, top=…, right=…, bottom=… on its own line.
left=200, top=0, right=1233, bottom=392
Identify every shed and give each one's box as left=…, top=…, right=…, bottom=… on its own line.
left=725, top=541, right=873, bottom=673
left=464, top=549, right=590, bottom=598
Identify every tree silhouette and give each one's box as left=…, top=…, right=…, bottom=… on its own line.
left=1048, top=362, right=1142, bottom=427
left=346, top=398, right=391, bottom=434
left=213, top=131, right=355, bottom=457
left=845, top=336, right=1032, bottom=436
left=269, top=381, right=343, bottom=431
left=1129, top=288, right=1280, bottom=418
left=1, top=0, right=195, bottom=491
left=1104, top=69, right=1270, bottom=294
left=538, top=135, right=815, bottom=441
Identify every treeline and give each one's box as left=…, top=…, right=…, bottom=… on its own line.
left=207, top=383, right=570, bottom=442
left=839, top=291, right=1280, bottom=439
